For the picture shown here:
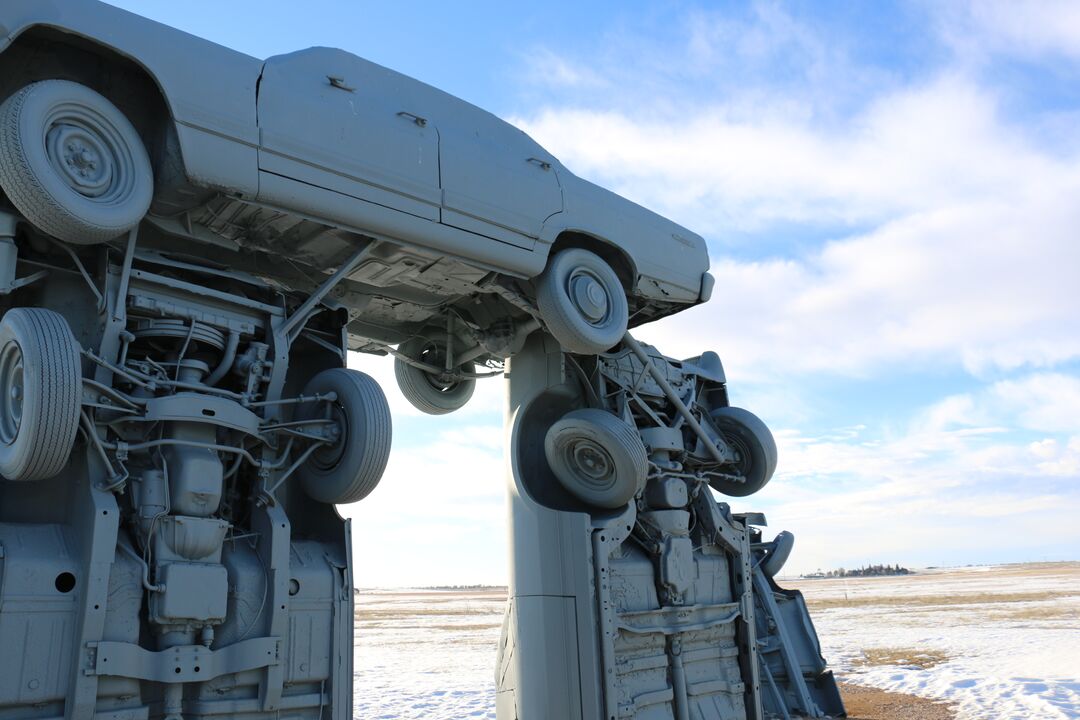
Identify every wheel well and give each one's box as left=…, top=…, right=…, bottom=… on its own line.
left=549, top=231, right=637, bottom=292
left=0, top=27, right=179, bottom=183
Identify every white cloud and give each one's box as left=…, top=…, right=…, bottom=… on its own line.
left=753, top=418, right=1080, bottom=573
left=743, top=369, right=1080, bottom=572
left=341, top=352, right=510, bottom=586
left=510, top=7, right=1080, bottom=381
left=525, top=48, right=608, bottom=90
left=921, top=372, right=1080, bottom=435
left=632, top=190, right=1080, bottom=379
left=941, top=0, right=1080, bottom=61
left=348, top=2, right=1080, bottom=584
left=532, top=73, right=1080, bottom=379
left=342, top=421, right=508, bottom=587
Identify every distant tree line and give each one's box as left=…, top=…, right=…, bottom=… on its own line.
left=801, top=564, right=911, bottom=579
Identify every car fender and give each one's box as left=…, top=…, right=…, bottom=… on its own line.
left=0, top=0, right=262, bottom=197
left=540, top=169, right=710, bottom=303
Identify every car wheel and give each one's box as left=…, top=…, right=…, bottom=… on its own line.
left=708, top=406, right=777, bottom=497
left=0, top=80, right=153, bottom=244
left=394, top=336, right=476, bottom=415
left=295, top=368, right=392, bottom=504
left=0, top=308, right=81, bottom=481
left=536, top=248, right=628, bottom=355
left=544, top=408, right=647, bottom=509
left=761, top=530, right=795, bottom=578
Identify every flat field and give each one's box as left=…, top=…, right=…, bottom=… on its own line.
left=792, top=562, right=1080, bottom=719
left=352, top=563, right=1080, bottom=719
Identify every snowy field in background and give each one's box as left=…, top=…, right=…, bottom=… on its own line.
left=353, top=589, right=503, bottom=719
left=792, top=563, right=1080, bottom=719
left=352, top=563, right=1080, bottom=720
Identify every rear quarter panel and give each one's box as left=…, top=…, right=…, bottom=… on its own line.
left=544, top=170, right=710, bottom=303
left=0, top=0, right=262, bottom=196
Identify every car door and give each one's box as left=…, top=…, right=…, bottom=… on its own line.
left=438, top=111, right=563, bottom=249
left=256, top=48, right=440, bottom=222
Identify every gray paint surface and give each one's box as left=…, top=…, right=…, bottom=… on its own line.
left=0, top=3, right=841, bottom=719
left=0, top=0, right=708, bottom=303
left=498, top=335, right=842, bottom=719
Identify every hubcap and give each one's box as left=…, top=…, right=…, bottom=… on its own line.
left=565, top=438, right=616, bottom=490
left=0, top=342, right=25, bottom=446
left=46, top=124, right=113, bottom=198
left=39, top=100, right=139, bottom=208
left=569, top=271, right=609, bottom=324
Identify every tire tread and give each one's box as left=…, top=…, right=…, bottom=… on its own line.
left=297, top=368, right=392, bottom=504
left=0, top=308, right=80, bottom=481
left=536, top=249, right=628, bottom=355
left=545, top=408, right=647, bottom=509
left=393, top=338, right=475, bottom=415
left=0, top=80, right=151, bottom=244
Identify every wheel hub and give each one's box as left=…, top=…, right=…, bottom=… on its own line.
left=570, top=273, right=609, bottom=324
left=418, top=343, right=461, bottom=393
left=567, top=439, right=615, bottom=489
left=0, top=342, right=24, bottom=446
left=47, top=124, right=113, bottom=198
left=313, top=404, right=348, bottom=470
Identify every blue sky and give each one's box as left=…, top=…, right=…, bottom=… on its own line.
left=105, top=1, right=1080, bottom=585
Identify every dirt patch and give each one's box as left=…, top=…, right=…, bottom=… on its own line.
left=853, top=647, right=951, bottom=670
left=838, top=682, right=956, bottom=720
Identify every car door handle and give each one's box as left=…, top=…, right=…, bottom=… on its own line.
left=397, top=111, right=428, bottom=127
left=327, top=75, right=355, bottom=92
left=526, top=157, right=552, bottom=171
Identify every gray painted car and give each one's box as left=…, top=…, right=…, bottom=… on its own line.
left=0, top=0, right=711, bottom=413
left=0, top=4, right=845, bottom=720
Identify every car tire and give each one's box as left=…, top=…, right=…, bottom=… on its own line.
left=544, top=408, right=647, bottom=509
left=761, top=530, right=795, bottom=578
left=394, top=336, right=476, bottom=415
left=708, top=406, right=777, bottom=497
left=0, top=80, right=153, bottom=244
left=0, top=308, right=82, bottom=482
left=295, top=368, right=392, bottom=504
left=536, top=248, right=629, bottom=355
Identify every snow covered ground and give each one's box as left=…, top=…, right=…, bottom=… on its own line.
left=790, top=563, right=1080, bottom=720
left=353, top=588, right=503, bottom=719
left=352, top=563, right=1080, bottom=719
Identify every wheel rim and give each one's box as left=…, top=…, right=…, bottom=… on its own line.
left=312, top=403, right=348, bottom=471
left=563, top=438, right=617, bottom=491
left=416, top=342, right=462, bottom=394
left=0, top=341, right=25, bottom=446
left=724, top=431, right=751, bottom=477
left=42, top=102, right=138, bottom=206
left=565, top=267, right=611, bottom=326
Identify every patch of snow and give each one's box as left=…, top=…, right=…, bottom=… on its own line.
left=795, top=564, right=1080, bottom=719
left=352, top=565, right=1080, bottom=719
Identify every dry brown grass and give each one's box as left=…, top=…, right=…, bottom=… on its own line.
left=853, top=647, right=952, bottom=670
left=355, top=606, right=503, bottom=621
left=358, top=622, right=502, bottom=632
left=806, top=589, right=1070, bottom=611
left=986, top=604, right=1080, bottom=623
